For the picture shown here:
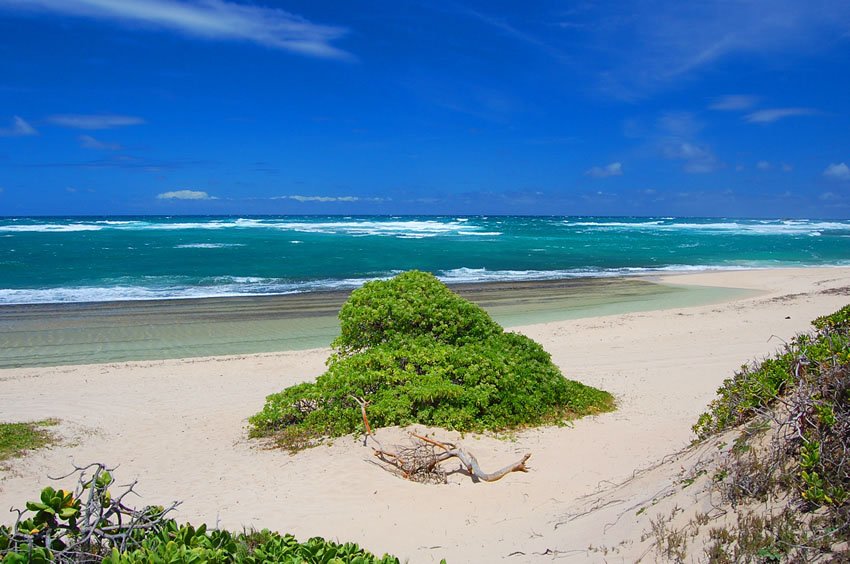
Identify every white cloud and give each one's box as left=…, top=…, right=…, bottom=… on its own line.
left=781, top=163, right=793, bottom=172
left=157, top=189, right=215, bottom=200
left=823, top=162, right=850, bottom=181
left=756, top=160, right=771, bottom=170
left=0, top=0, right=350, bottom=59
left=48, top=114, right=145, bottom=129
left=79, top=134, right=122, bottom=150
left=585, top=162, right=623, bottom=178
left=745, top=107, right=819, bottom=124
left=709, top=95, right=759, bottom=111
left=0, top=115, right=38, bottom=137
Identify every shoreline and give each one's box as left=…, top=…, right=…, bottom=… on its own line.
left=1, top=267, right=849, bottom=562
left=0, top=272, right=756, bottom=369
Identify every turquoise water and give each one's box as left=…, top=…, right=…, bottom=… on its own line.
left=1, top=216, right=849, bottom=304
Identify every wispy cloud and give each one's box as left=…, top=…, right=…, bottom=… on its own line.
left=663, top=142, right=719, bottom=173
left=824, top=162, right=850, bottom=181
left=47, top=114, right=145, bottom=129
left=709, top=95, right=759, bottom=111
left=460, top=7, right=568, bottom=61
left=0, top=115, right=38, bottom=137
left=157, top=189, right=215, bottom=200
left=756, top=160, right=771, bottom=170
left=745, top=107, right=819, bottom=124
left=273, top=195, right=383, bottom=203
left=0, top=0, right=350, bottom=59
left=582, top=0, right=850, bottom=97
left=79, top=134, right=122, bottom=150
left=585, top=162, right=623, bottom=178
left=656, top=112, right=720, bottom=173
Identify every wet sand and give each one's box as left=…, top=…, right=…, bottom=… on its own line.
left=0, top=276, right=750, bottom=368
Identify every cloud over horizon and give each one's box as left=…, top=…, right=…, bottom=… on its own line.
left=0, top=0, right=351, bottom=59
left=585, top=162, right=623, bottom=178
left=823, top=163, right=850, bottom=181
left=157, top=189, right=215, bottom=200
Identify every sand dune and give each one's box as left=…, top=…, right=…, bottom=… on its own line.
left=2, top=267, right=849, bottom=562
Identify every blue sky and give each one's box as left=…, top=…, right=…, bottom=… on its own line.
left=1, top=0, right=849, bottom=217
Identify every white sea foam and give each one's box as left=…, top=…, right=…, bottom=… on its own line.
left=175, top=243, right=246, bottom=249
left=0, top=224, right=104, bottom=233
left=0, top=274, right=402, bottom=305
left=563, top=219, right=850, bottom=235
left=3, top=262, right=849, bottom=305
left=438, top=264, right=768, bottom=284
left=0, top=217, right=499, bottom=237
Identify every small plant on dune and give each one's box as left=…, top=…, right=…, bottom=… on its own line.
left=679, top=304, right=850, bottom=561
left=0, top=463, right=403, bottom=563
left=250, top=270, right=614, bottom=451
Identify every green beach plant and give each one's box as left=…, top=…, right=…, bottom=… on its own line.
left=250, top=270, right=614, bottom=451
left=0, top=464, right=403, bottom=563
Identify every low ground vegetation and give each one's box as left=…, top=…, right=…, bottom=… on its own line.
left=0, top=420, right=57, bottom=465
left=0, top=464, right=403, bottom=563
left=652, top=304, right=850, bottom=562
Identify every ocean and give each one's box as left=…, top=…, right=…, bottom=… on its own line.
left=1, top=215, right=849, bottom=305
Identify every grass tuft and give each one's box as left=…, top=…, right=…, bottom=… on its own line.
left=0, top=419, right=58, bottom=463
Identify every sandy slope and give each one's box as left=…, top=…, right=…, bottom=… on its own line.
left=1, top=267, right=849, bottom=563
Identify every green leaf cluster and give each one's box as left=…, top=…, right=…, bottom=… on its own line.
left=250, top=271, right=613, bottom=449
left=99, top=527, right=398, bottom=564
left=1, top=481, right=402, bottom=564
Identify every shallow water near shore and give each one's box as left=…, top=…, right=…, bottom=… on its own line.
left=0, top=277, right=752, bottom=368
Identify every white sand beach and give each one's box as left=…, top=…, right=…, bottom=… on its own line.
left=2, top=267, right=849, bottom=562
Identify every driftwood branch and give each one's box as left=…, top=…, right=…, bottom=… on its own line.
left=352, top=397, right=531, bottom=483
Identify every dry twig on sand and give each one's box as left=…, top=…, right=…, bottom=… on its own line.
left=350, top=395, right=531, bottom=484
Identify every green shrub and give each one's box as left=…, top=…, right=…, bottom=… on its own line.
left=332, top=271, right=503, bottom=357
left=251, top=271, right=613, bottom=449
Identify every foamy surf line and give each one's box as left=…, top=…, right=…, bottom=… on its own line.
left=3, top=217, right=850, bottom=237
left=0, top=263, right=824, bottom=305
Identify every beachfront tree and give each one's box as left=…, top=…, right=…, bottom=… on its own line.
left=250, top=271, right=614, bottom=452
